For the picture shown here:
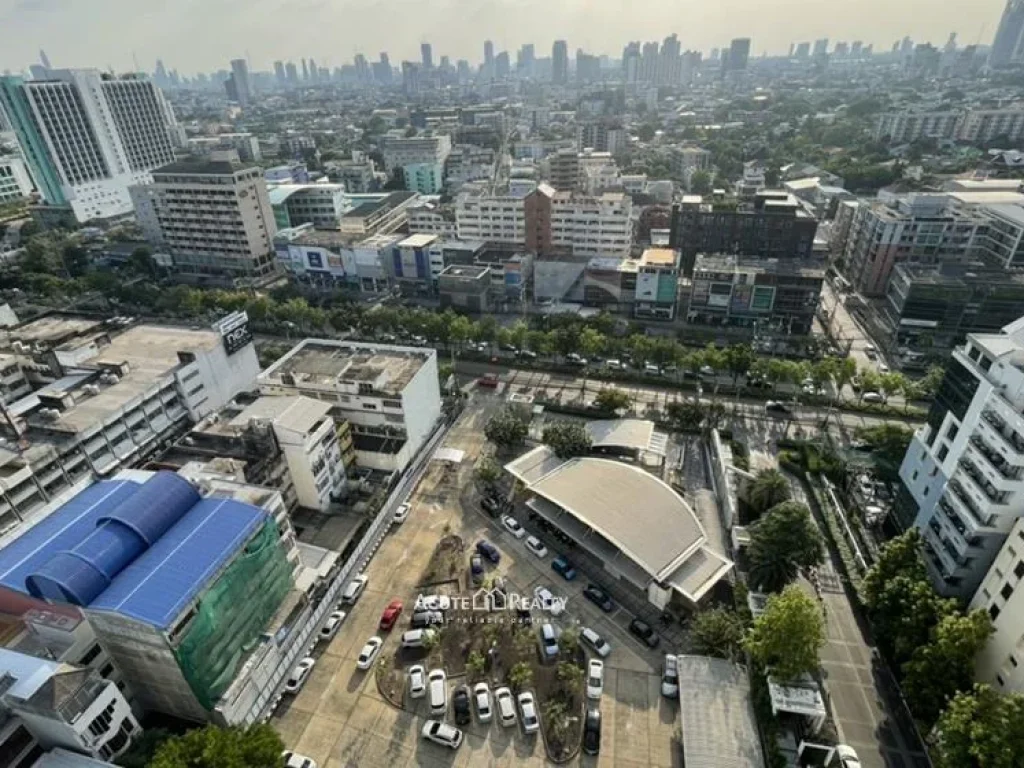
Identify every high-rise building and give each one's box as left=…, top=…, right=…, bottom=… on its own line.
left=273, top=60, right=286, bottom=86
left=518, top=44, right=535, bottom=76
left=640, top=41, right=659, bottom=82
left=622, top=42, right=641, bottom=82
left=484, top=40, right=494, bottom=68
left=657, top=34, right=682, bottom=85
left=401, top=61, right=420, bottom=94
left=230, top=58, right=251, bottom=105
left=795, top=41, right=811, bottom=58
left=813, top=38, right=829, bottom=56
left=421, top=42, right=433, bottom=69
left=991, top=0, right=1024, bottom=67
left=552, top=40, right=569, bottom=83
left=130, top=161, right=279, bottom=285
left=285, top=61, right=298, bottom=84
left=354, top=54, right=370, bottom=85
left=726, top=38, right=751, bottom=73
left=495, top=51, right=511, bottom=79
left=0, top=69, right=178, bottom=223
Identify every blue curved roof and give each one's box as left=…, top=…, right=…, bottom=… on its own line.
left=0, top=473, right=268, bottom=630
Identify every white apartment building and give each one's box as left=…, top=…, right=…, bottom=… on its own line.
left=958, top=109, right=1024, bottom=143
left=258, top=340, right=442, bottom=473
left=0, top=156, right=34, bottom=203
left=875, top=108, right=1024, bottom=144
left=268, top=183, right=347, bottom=229
left=130, top=161, right=278, bottom=286
left=968, top=517, right=1024, bottom=692
left=406, top=202, right=457, bottom=237
left=899, top=317, right=1024, bottom=599
left=548, top=190, right=633, bottom=258
left=0, top=649, right=140, bottom=762
left=380, top=134, right=452, bottom=172
left=0, top=353, right=31, bottom=403
left=0, top=314, right=260, bottom=536
left=975, top=203, right=1024, bottom=269
left=455, top=192, right=526, bottom=243
left=0, top=70, right=177, bottom=223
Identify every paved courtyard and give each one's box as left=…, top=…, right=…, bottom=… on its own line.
left=272, top=396, right=682, bottom=767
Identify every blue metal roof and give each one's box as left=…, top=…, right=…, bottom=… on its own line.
left=0, top=472, right=268, bottom=631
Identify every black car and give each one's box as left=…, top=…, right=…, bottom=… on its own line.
left=411, top=610, right=445, bottom=628
left=453, top=686, right=472, bottom=725
left=476, top=539, right=501, bottom=564
left=582, top=708, right=601, bottom=755
left=481, top=496, right=500, bottom=516
left=516, top=608, right=533, bottom=626
left=765, top=401, right=792, bottom=416
left=583, top=584, right=614, bottom=613
left=628, top=618, right=661, bottom=648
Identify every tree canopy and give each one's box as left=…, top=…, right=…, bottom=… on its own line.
left=747, top=501, right=825, bottom=593
left=542, top=420, right=593, bottom=458
left=744, top=584, right=825, bottom=681
left=933, top=685, right=1024, bottom=768
left=148, top=724, right=284, bottom=768
left=484, top=406, right=529, bottom=450
left=742, top=469, right=792, bottom=522
left=690, top=607, right=746, bottom=660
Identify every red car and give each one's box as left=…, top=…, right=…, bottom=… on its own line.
left=379, top=599, right=404, bottom=630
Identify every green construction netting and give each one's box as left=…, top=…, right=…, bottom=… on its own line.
left=173, top=517, right=294, bottom=710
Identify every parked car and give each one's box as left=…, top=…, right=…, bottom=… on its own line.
left=476, top=539, right=501, bottom=563
left=319, top=610, right=346, bottom=641
left=501, top=514, right=526, bottom=539
left=470, top=554, right=484, bottom=585
left=699, top=365, right=716, bottom=377
left=862, top=392, right=883, bottom=403
left=628, top=618, right=661, bottom=648
left=400, top=628, right=436, bottom=649
left=411, top=610, right=445, bottom=628
left=582, top=708, right=602, bottom=755
left=605, top=359, right=624, bottom=370
left=420, top=720, right=463, bottom=750
left=835, top=745, right=862, bottom=768
left=408, top=665, right=427, bottom=698
left=765, top=401, right=791, bottom=416
left=473, top=682, right=492, bottom=722
left=551, top=555, right=577, bottom=581
left=661, top=654, right=679, bottom=697
left=415, top=594, right=451, bottom=611
left=379, top=599, right=404, bottom=631
left=586, top=659, right=604, bottom=699
left=428, top=669, right=448, bottom=715
left=583, top=584, right=614, bottom=613
left=284, top=657, right=315, bottom=693
left=518, top=350, right=538, bottom=360
left=539, top=623, right=560, bottom=658
left=282, top=751, right=318, bottom=768
left=340, top=574, right=368, bottom=604
left=518, top=691, right=540, bottom=734
left=495, top=686, right=516, bottom=727
left=478, top=373, right=499, bottom=389
left=525, top=536, right=548, bottom=558
left=481, top=496, right=501, bottom=515
left=878, top=362, right=890, bottom=373
left=644, top=363, right=660, bottom=375
left=452, top=685, right=472, bottom=726
left=534, top=585, right=564, bottom=616
left=566, top=353, right=588, bottom=366
left=393, top=503, right=411, bottom=524
left=581, top=627, right=612, bottom=657
left=356, top=637, right=383, bottom=670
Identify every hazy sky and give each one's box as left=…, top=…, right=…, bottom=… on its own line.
left=0, top=0, right=1009, bottom=75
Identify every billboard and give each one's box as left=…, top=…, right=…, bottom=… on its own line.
left=214, top=311, right=253, bottom=356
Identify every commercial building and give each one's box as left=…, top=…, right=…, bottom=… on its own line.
left=390, top=233, right=440, bottom=294
left=633, top=248, right=682, bottom=320
left=545, top=148, right=580, bottom=191
left=898, top=317, right=1024, bottom=598
left=874, top=107, right=1024, bottom=144
left=187, top=133, right=262, bottom=163
left=258, top=340, right=442, bottom=473
left=402, top=162, right=444, bottom=194
left=330, top=158, right=375, bottom=193
left=0, top=649, right=139, bottom=763
left=0, top=470, right=303, bottom=723
left=228, top=59, right=252, bottom=106
left=406, top=201, right=457, bottom=238
left=884, top=263, right=1024, bottom=356
left=0, top=70, right=177, bottom=223
left=130, top=161, right=278, bottom=286
left=456, top=191, right=526, bottom=243
left=669, top=193, right=818, bottom=274
left=975, top=203, right=1024, bottom=268
left=267, top=183, right=347, bottom=229
left=552, top=40, right=569, bottom=84
left=576, top=123, right=626, bottom=155
left=380, top=134, right=451, bottom=173
left=0, top=156, right=34, bottom=203
left=506, top=445, right=732, bottom=610
left=338, top=191, right=419, bottom=237
left=0, top=314, right=260, bottom=534
left=438, top=264, right=493, bottom=313
left=686, top=255, right=824, bottom=335
left=526, top=184, right=633, bottom=258
left=990, top=0, right=1024, bottom=67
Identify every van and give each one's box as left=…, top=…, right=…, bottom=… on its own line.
left=401, top=628, right=436, bottom=649
left=428, top=669, right=448, bottom=715
left=605, top=359, right=623, bottom=370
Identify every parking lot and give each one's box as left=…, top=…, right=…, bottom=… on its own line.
left=272, top=399, right=682, bottom=767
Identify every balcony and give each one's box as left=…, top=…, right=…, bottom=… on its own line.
left=981, top=410, right=1024, bottom=454
left=947, top=479, right=991, bottom=528
left=958, top=458, right=1011, bottom=506
left=968, top=435, right=1023, bottom=482
left=938, top=498, right=966, bottom=536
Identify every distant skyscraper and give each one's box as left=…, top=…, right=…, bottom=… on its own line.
left=726, top=38, right=751, bottom=73
left=622, top=42, right=641, bottom=82
left=484, top=40, right=494, bottom=68
left=812, top=38, right=829, bottom=56
left=39, top=49, right=51, bottom=69
left=657, top=33, right=682, bottom=85
left=552, top=40, right=569, bottom=83
left=154, top=59, right=169, bottom=87
left=850, top=41, right=864, bottom=58
left=308, top=58, right=318, bottom=82
left=273, top=61, right=286, bottom=86
left=495, top=51, right=510, bottom=79
left=301, top=59, right=309, bottom=81
left=991, top=0, right=1024, bottom=67
left=518, top=44, right=535, bottom=76
left=788, top=43, right=795, bottom=58
left=795, top=42, right=810, bottom=58
left=401, top=61, right=420, bottom=94
left=421, top=43, right=433, bottom=69
left=285, top=61, right=299, bottom=84
left=354, top=54, right=370, bottom=85
left=230, top=58, right=251, bottom=105
left=639, top=41, right=658, bottom=82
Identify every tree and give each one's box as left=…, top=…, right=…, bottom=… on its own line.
left=690, top=607, right=746, bottom=659
left=690, top=169, right=713, bottom=194
left=148, top=724, right=284, bottom=768
left=484, top=406, right=529, bottom=450
left=748, top=502, right=825, bottom=593
left=869, top=574, right=957, bottom=667
left=557, top=625, right=580, bottom=655
left=556, top=661, right=584, bottom=695
left=117, top=727, right=175, bottom=768
left=508, top=661, right=533, bottom=692
left=744, top=584, right=825, bottom=681
left=466, top=650, right=486, bottom=680
left=578, top=327, right=606, bottom=359
left=855, top=423, right=914, bottom=465
left=742, top=469, right=792, bottom=521
left=933, top=685, right=1024, bottom=768
left=475, top=458, right=501, bottom=489
left=724, top=344, right=755, bottom=385
left=902, top=610, right=993, bottom=727
left=594, top=388, right=631, bottom=414
left=542, top=420, right=592, bottom=458
left=879, top=372, right=907, bottom=403
left=542, top=698, right=571, bottom=743
left=834, top=357, right=858, bottom=399
left=666, top=400, right=705, bottom=432
left=863, top=529, right=928, bottom=606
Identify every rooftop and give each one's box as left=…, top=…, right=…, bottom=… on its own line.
left=677, top=655, right=765, bottom=768
left=440, top=264, right=490, bottom=279
left=693, top=254, right=826, bottom=279
left=0, top=472, right=268, bottom=629
left=585, top=419, right=668, bottom=456
left=228, top=395, right=332, bottom=435
left=398, top=233, right=439, bottom=248
left=983, top=202, right=1024, bottom=227
left=153, top=160, right=255, bottom=176
left=1, top=315, right=103, bottom=348
left=259, top=339, right=433, bottom=395
left=342, top=191, right=417, bottom=219
left=639, top=248, right=679, bottom=268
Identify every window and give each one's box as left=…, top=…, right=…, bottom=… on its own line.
left=100, top=662, right=114, bottom=677
left=991, top=604, right=1002, bottom=620
left=937, top=445, right=949, bottom=461
left=947, top=424, right=959, bottom=440
left=998, top=674, right=1006, bottom=686
left=1015, top=561, right=1024, bottom=579
left=923, top=487, right=929, bottom=496
left=912, top=471, right=919, bottom=481
left=79, top=643, right=102, bottom=666
left=1012, top=655, right=1019, bottom=668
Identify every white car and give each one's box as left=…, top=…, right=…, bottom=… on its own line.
left=473, top=681, right=493, bottom=722
left=862, top=392, right=883, bottom=403
left=428, top=668, right=448, bottom=715
left=835, top=744, right=862, bottom=768
left=408, top=665, right=427, bottom=699
left=319, top=610, right=347, bottom=641
left=539, top=622, right=560, bottom=658
left=356, top=636, right=383, bottom=670
left=393, top=503, right=411, bottom=524
left=502, top=514, right=526, bottom=539
left=340, top=574, right=368, bottom=604
left=400, top=628, right=436, bottom=648
left=699, top=365, right=716, bottom=377
left=421, top=720, right=463, bottom=749
left=586, top=659, right=604, bottom=700
left=534, top=585, right=564, bottom=616
left=661, top=654, right=679, bottom=697
left=518, top=691, right=540, bottom=734
left=581, top=627, right=611, bottom=657
left=878, top=362, right=890, bottom=373
left=284, top=657, right=315, bottom=693
left=525, top=536, right=548, bottom=558
left=282, top=750, right=318, bottom=768
left=495, top=686, right=516, bottom=727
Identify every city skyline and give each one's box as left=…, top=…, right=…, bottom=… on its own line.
left=0, top=0, right=1008, bottom=74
